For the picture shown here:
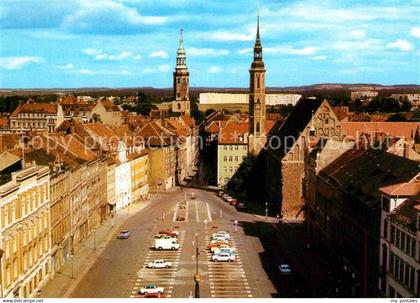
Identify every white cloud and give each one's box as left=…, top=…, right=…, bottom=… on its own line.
left=207, top=31, right=253, bottom=42
left=386, top=39, right=413, bottom=51
left=312, top=55, right=326, bottom=61
left=158, top=64, right=170, bottom=72
left=134, top=55, right=142, bottom=60
left=208, top=66, right=222, bottom=73
left=83, top=48, right=132, bottom=61
left=149, top=50, right=168, bottom=59
left=265, top=46, right=318, bottom=56
left=76, top=68, right=133, bottom=75
left=78, top=68, right=95, bottom=75
left=0, top=56, right=44, bottom=70
left=334, top=39, right=383, bottom=52
left=410, top=27, right=420, bottom=38
left=56, top=63, right=74, bottom=69
left=349, top=30, right=365, bottom=39
left=238, top=48, right=252, bottom=55
left=188, top=48, right=229, bottom=56
left=62, top=0, right=167, bottom=31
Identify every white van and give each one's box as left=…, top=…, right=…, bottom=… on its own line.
left=154, top=238, right=180, bottom=250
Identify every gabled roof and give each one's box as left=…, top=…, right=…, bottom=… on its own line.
left=180, top=115, right=195, bottom=128
left=0, top=151, right=21, bottom=172
left=389, top=197, right=419, bottom=232
left=99, top=98, right=120, bottom=112
left=342, top=122, right=419, bottom=140
left=267, top=98, right=324, bottom=156
left=135, top=121, right=174, bottom=146
left=379, top=181, right=420, bottom=197
left=320, top=148, right=420, bottom=206
left=165, top=119, right=189, bottom=137
left=218, top=122, right=248, bottom=144
left=59, top=95, right=78, bottom=105
left=11, top=103, right=57, bottom=117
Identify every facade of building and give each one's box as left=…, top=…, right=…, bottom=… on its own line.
left=0, top=166, right=50, bottom=298
left=265, top=98, right=343, bottom=218
left=9, top=103, right=62, bottom=133
left=307, top=148, right=419, bottom=297
left=350, top=90, right=378, bottom=103
left=390, top=94, right=420, bottom=109
left=172, top=29, right=190, bottom=116
left=90, top=99, right=124, bottom=127
left=378, top=181, right=420, bottom=298
left=199, top=93, right=301, bottom=107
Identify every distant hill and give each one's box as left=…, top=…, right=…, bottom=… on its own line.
left=1, top=83, right=419, bottom=98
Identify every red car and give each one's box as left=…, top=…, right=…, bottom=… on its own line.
left=230, top=199, right=238, bottom=206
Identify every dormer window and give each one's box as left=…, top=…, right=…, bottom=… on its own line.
left=309, top=126, right=316, bottom=137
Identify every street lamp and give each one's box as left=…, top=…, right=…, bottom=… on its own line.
left=194, top=233, right=200, bottom=298
left=265, top=202, right=268, bottom=220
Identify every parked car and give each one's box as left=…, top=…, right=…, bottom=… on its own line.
left=207, top=241, right=229, bottom=250
left=210, top=243, right=231, bottom=253
left=212, top=234, right=229, bottom=242
left=279, top=264, right=292, bottom=274
left=158, top=229, right=179, bottom=237
left=230, top=199, right=238, bottom=206
left=222, top=194, right=230, bottom=200
left=218, top=191, right=224, bottom=197
left=212, top=252, right=235, bottom=262
left=191, top=192, right=196, bottom=199
left=236, top=202, right=247, bottom=210
left=138, top=283, right=164, bottom=295
left=117, top=230, right=130, bottom=239
left=143, top=293, right=166, bottom=298
left=146, top=260, right=172, bottom=269
left=212, top=231, right=230, bottom=240
left=225, top=196, right=233, bottom=203
left=212, top=245, right=235, bottom=255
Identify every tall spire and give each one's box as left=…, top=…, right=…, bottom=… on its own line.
left=256, top=14, right=260, bottom=43
left=176, top=28, right=187, bottom=69
left=252, top=15, right=264, bottom=65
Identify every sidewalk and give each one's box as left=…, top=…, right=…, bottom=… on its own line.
left=40, top=200, right=152, bottom=298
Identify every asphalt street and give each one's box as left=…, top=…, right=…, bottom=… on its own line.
left=70, top=188, right=277, bottom=298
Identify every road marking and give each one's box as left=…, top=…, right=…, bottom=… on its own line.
left=206, top=202, right=212, bottom=222
left=172, top=201, right=178, bottom=222
left=195, top=201, right=200, bottom=222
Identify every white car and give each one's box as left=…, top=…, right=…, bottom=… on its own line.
left=211, top=244, right=234, bottom=253
left=279, top=264, right=292, bottom=274
left=212, top=252, right=235, bottom=262
left=213, top=247, right=235, bottom=256
left=213, top=231, right=230, bottom=240
left=147, top=260, right=172, bottom=269
left=212, top=235, right=228, bottom=242
left=138, top=283, right=164, bottom=295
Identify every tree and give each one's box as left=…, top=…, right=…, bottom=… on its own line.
left=387, top=113, right=407, bottom=122
left=205, top=108, right=216, bottom=116
left=401, top=100, right=412, bottom=112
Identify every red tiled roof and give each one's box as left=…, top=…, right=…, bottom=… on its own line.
left=379, top=181, right=420, bottom=197
left=0, top=118, right=8, bottom=128
left=11, top=103, right=57, bottom=117
left=180, top=115, right=195, bottom=128
left=135, top=121, right=173, bottom=146
left=342, top=122, right=420, bottom=139
left=219, top=122, right=248, bottom=144
left=99, top=98, right=120, bottom=112
left=390, top=197, right=419, bottom=231
left=60, top=95, right=77, bottom=105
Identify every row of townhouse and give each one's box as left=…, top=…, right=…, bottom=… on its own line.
left=1, top=96, right=127, bottom=134
left=0, top=108, right=199, bottom=298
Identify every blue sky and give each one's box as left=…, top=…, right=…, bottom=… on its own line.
left=0, top=0, right=419, bottom=88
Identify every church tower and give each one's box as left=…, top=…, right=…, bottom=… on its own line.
left=172, top=29, right=190, bottom=116
left=248, top=16, right=266, bottom=154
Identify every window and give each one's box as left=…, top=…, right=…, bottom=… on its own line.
left=229, top=156, right=232, bottom=162
left=229, top=146, right=233, bottom=151
left=235, top=156, right=239, bottom=162
left=223, top=146, right=227, bottom=151
left=223, top=156, right=227, bottom=161
left=235, top=145, right=238, bottom=150
left=223, top=167, right=227, bottom=173
left=229, top=167, right=233, bottom=173
left=383, top=220, right=388, bottom=239
left=256, top=122, right=260, bottom=133
left=382, top=196, right=390, bottom=212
